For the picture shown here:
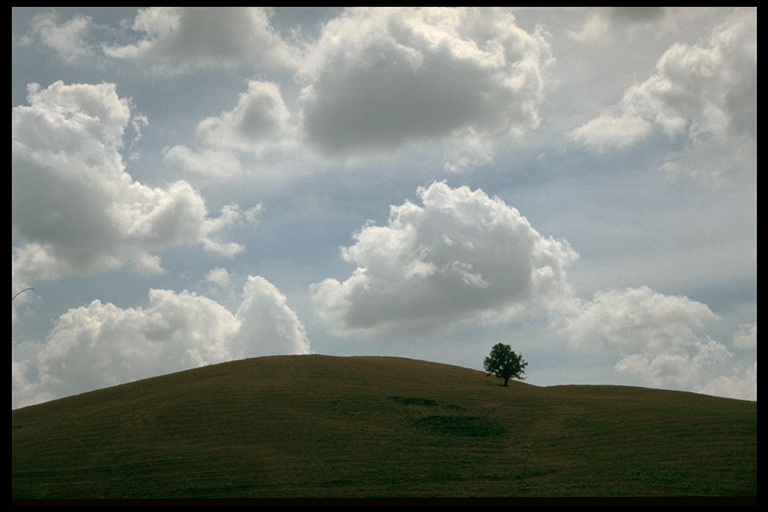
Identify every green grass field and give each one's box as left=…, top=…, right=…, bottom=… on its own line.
left=12, top=354, right=756, bottom=501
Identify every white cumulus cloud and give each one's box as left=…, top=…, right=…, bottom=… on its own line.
left=206, top=267, right=232, bottom=288
left=570, top=7, right=755, bottom=183
left=559, top=286, right=718, bottom=354
left=12, top=80, right=250, bottom=284
left=557, top=286, right=755, bottom=400
left=312, top=181, right=578, bottom=336
left=12, top=275, right=310, bottom=409
left=298, top=7, right=551, bottom=166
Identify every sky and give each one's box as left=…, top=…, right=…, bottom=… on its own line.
left=12, top=7, right=756, bottom=409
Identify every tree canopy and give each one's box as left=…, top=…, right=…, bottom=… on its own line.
left=483, top=343, right=527, bottom=387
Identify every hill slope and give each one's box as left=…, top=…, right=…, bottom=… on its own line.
left=12, top=354, right=757, bottom=499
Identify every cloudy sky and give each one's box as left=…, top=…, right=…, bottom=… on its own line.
left=12, top=7, right=756, bottom=409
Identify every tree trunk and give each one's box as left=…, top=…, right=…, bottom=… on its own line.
left=503, top=377, right=509, bottom=386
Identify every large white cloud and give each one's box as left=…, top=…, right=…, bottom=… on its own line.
left=557, top=286, right=755, bottom=400
left=312, top=181, right=578, bottom=336
left=298, top=7, right=551, bottom=166
left=12, top=81, right=256, bottom=286
left=560, top=286, right=718, bottom=354
left=570, top=8, right=755, bottom=183
left=102, top=7, right=301, bottom=73
left=12, top=275, right=310, bottom=409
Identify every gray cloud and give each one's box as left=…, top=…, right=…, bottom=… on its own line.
left=22, top=11, right=94, bottom=62
left=197, top=81, right=292, bottom=153
left=732, top=322, right=756, bottom=349
left=566, top=7, right=715, bottom=42
left=298, top=7, right=551, bottom=164
left=696, top=361, right=756, bottom=401
left=102, top=7, right=302, bottom=73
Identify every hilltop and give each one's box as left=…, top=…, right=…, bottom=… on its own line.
left=12, top=354, right=757, bottom=501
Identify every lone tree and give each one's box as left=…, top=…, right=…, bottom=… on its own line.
left=483, top=343, right=527, bottom=387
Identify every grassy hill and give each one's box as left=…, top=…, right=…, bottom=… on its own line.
left=12, top=354, right=756, bottom=501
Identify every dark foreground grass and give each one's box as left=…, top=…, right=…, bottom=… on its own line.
left=12, top=355, right=756, bottom=500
